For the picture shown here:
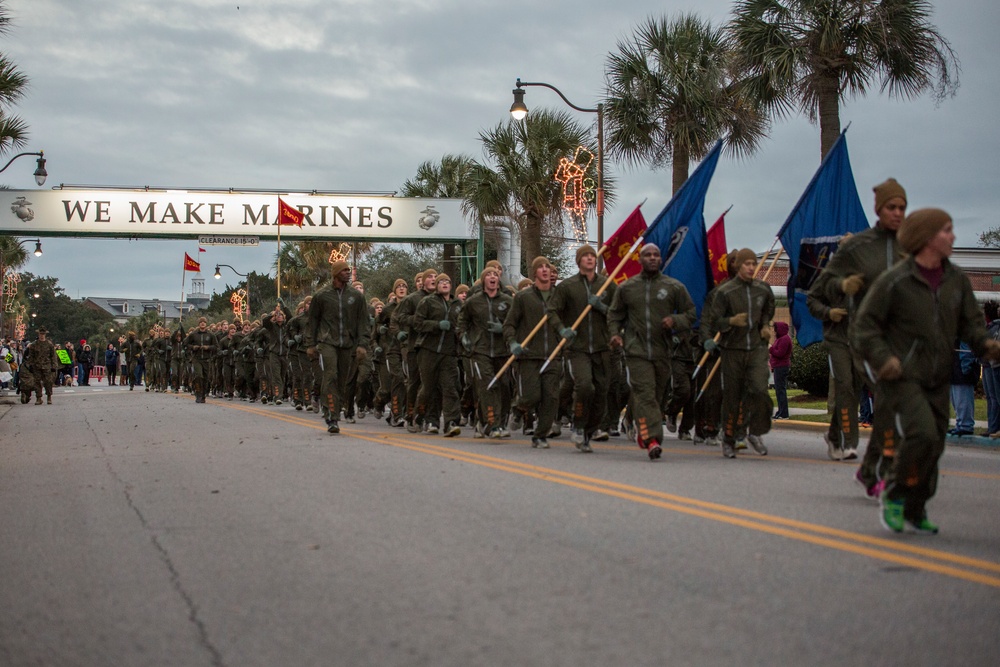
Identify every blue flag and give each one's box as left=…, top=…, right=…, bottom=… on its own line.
left=777, top=131, right=870, bottom=347
left=644, top=140, right=722, bottom=317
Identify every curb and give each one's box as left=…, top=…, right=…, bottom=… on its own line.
left=772, top=416, right=1000, bottom=450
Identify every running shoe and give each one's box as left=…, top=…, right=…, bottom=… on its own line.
left=879, top=495, right=905, bottom=533
left=747, top=434, right=768, bottom=456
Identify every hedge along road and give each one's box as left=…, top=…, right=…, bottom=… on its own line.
left=1, top=385, right=998, bottom=667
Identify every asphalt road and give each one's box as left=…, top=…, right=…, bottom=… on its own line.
left=1, top=385, right=998, bottom=667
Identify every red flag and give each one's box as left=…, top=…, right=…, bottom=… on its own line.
left=198, top=247, right=206, bottom=252
left=183, top=252, right=201, bottom=272
left=706, top=212, right=729, bottom=285
left=278, top=198, right=304, bottom=227
left=600, top=206, right=647, bottom=284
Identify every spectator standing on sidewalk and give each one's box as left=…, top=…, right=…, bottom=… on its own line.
left=983, top=302, right=1000, bottom=438
left=61, top=341, right=75, bottom=386
left=104, top=343, right=119, bottom=386
left=947, top=341, right=978, bottom=436
left=769, top=321, right=792, bottom=419
left=77, top=343, right=94, bottom=386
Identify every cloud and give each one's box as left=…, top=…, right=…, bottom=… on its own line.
left=3, top=0, right=997, bottom=301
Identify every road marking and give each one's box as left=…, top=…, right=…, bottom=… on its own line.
left=210, top=399, right=1000, bottom=587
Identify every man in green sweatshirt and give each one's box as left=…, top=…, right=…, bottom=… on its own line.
left=608, top=243, right=696, bottom=461
left=548, top=244, right=617, bottom=453
left=503, top=256, right=562, bottom=449
left=702, top=248, right=775, bottom=459
left=853, top=208, right=1000, bottom=534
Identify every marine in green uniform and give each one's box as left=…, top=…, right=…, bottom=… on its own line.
left=853, top=208, right=1000, bottom=534
left=185, top=317, right=217, bottom=403
left=547, top=244, right=617, bottom=452
left=808, top=178, right=907, bottom=475
left=458, top=266, right=514, bottom=439
left=504, top=256, right=564, bottom=449
left=608, top=243, right=696, bottom=461
left=413, top=273, right=463, bottom=436
left=305, top=260, right=370, bottom=434
left=702, top=248, right=775, bottom=459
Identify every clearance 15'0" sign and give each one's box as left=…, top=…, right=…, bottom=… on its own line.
left=0, top=189, right=472, bottom=240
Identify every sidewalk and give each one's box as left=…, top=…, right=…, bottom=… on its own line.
left=778, top=406, right=999, bottom=450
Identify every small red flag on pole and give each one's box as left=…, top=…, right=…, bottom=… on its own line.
left=183, top=252, right=201, bottom=272
left=706, top=211, right=729, bottom=285
left=599, top=206, right=647, bottom=285
left=278, top=198, right=304, bottom=227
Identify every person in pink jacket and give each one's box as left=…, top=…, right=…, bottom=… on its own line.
left=769, top=321, right=793, bottom=419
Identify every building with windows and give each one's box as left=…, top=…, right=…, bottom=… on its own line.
left=760, top=247, right=1000, bottom=301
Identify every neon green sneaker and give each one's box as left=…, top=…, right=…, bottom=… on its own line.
left=905, top=515, right=939, bottom=535
left=879, top=495, right=905, bottom=533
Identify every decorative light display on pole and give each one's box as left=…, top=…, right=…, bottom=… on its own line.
left=2, top=270, right=20, bottom=312
left=327, top=243, right=353, bottom=265
left=230, top=288, right=249, bottom=323
left=554, top=146, right=597, bottom=243
left=510, top=78, right=604, bottom=263
left=14, top=303, right=26, bottom=340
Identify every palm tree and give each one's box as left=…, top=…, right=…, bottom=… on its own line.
left=400, top=154, right=475, bottom=199
left=728, top=0, right=959, bottom=159
left=604, top=13, right=770, bottom=194
left=464, top=109, right=596, bottom=270
left=274, top=239, right=375, bottom=301
left=401, top=154, right=477, bottom=280
left=0, top=2, right=30, bottom=158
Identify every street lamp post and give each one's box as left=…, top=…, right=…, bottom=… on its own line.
left=23, top=238, right=43, bottom=257
left=214, top=264, right=251, bottom=321
left=0, top=150, right=47, bottom=186
left=0, top=148, right=49, bottom=336
left=510, top=78, right=604, bottom=266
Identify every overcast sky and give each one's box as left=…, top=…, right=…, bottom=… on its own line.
left=2, top=0, right=997, bottom=302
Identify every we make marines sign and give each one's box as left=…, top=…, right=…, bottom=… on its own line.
left=0, top=190, right=472, bottom=241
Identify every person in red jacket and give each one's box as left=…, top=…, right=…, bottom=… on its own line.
left=769, top=321, right=793, bottom=419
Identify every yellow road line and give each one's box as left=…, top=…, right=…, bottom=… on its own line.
left=211, top=399, right=1000, bottom=587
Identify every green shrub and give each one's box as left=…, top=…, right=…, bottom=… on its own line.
left=788, top=339, right=830, bottom=397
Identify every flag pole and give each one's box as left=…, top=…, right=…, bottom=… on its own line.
left=695, top=357, right=721, bottom=402
left=761, top=248, right=784, bottom=283
left=180, top=252, right=195, bottom=324
left=276, top=207, right=282, bottom=301
left=537, top=226, right=690, bottom=375
left=180, top=261, right=186, bottom=320
left=488, top=201, right=646, bottom=391
left=536, top=242, right=618, bottom=373
left=486, top=242, right=609, bottom=390
left=690, top=205, right=738, bottom=379
left=492, top=141, right=723, bottom=388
